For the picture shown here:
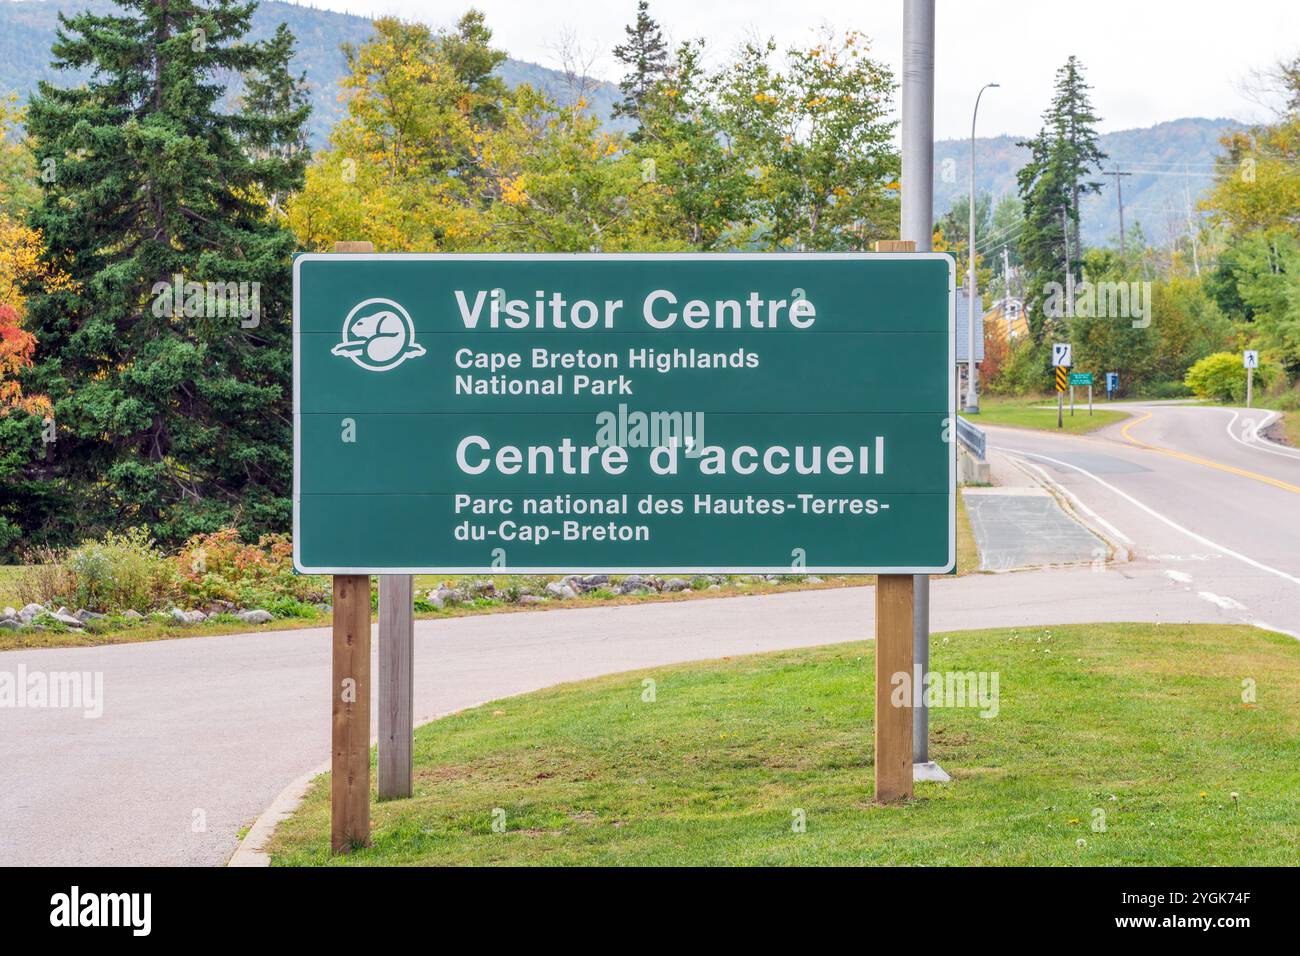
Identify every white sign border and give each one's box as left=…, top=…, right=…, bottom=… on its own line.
left=292, top=252, right=957, bottom=576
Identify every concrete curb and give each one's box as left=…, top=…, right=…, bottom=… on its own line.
left=227, top=701, right=496, bottom=866
left=1253, top=411, right=1299, bottom=455
left=228, top=762, right=326, bottom=866
left=1000, top=451, right=1131, bottom=565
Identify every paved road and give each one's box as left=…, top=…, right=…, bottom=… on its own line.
left=2, top=402, right=1294, bottom=866
left=987, top=402, right=1300, bottom=636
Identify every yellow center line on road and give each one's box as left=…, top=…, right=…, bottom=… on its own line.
left=1120, top=411, right=1300, bottom=496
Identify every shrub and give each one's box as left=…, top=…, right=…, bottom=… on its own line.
left=1142, top=379, right=1194, bottom=400
left=18, top=528, right=176, bottom=612
left=1268, top=387, right=1300, bottom=412
left=264, top=597, right=320, bottom=619
left=16, top=527, right=329, bottom=615
left=989, top=337, right=1050, bottom=396
left=176, top=530, right=329, bottom=608
left=1184, top=351, right=1274, bottom=403
left=15, top=552, right=76, bottom=607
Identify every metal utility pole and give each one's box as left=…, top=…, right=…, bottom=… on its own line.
left=900, top=2, right=933, bottom=256
left=1108, top=168, right=1132, bottom=259
left=965, top=82, right=998, bottom=413
left=1183, top=165, right=1201, bottom=276
left=900, top=0, right=941, bottom=781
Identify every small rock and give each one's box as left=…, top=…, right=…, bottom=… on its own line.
left=49, top=610, right=85, bottom=628
left=545, top=582, right=577, bottom=599
left=2, top=606, right=16, bottom=620
left=0, top=619, right=21, bottom=630
left=207, top=600, right=237, bottom=615
left=170, top=608, right=207, bottom=625
left=75, top=609, right=106, bottom=623
left=122, top=610, right=144, bottom=620
left=806, top=575, right=824, bottom=584
left=237, top=609, right=273, bottom=624
left=19, top=603, right=44, bottom=620
left=707, top=584, right=721, bottom=591
left=518, top=595, right=547, bottom=605
left=581, top=573, right=609, bottom=589
left=425, top=590, right=445, bottom=609
left=663, top=577, right=690, bottom=592
left=618, top=574, right=653, bottom=594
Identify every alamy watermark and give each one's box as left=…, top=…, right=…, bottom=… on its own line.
left=594, top=403, right=706, bottom=457
left=151, top=273, right=260, bottom=328
left=1042, top=276, right=1150, bottom=328
left=50, top=886, right=150, bottom=936
left=0, top=666, right=103, bottom=718
left=890, top=666, right=1000, bottom=718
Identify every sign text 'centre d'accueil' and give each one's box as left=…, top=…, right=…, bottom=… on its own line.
left=293, top=254, right=955, bottom=574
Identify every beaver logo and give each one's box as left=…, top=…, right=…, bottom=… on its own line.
left=331, top=298, right=426, bottom=372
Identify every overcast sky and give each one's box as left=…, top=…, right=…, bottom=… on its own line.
left=289, top=0, right=1298, bottom=139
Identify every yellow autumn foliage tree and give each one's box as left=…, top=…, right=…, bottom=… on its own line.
left=287, top=16, right=496, bottom=251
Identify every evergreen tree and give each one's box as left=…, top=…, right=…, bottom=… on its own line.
left=937, top=191, right=991, bottom=269
left=612, top=1, right=669, bottom=135
left=1049, top=56, right=1106, bottom=258
left=239, top=22, right=310, bottom=213
left=15, top=0, right=309, bottom=549
left=1016, top=56, right=1106, bottom=340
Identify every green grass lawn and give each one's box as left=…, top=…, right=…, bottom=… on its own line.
left=961, top=395, right=1130, bottom=435
left=1258, top=408, right=1299, bottom=447
left=0, top=564, right=24, bottom=609
left=1283, top=412, right=1299, bottom=447
left=266, top=622, right=1300, bottom=866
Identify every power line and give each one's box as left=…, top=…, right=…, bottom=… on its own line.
left=1107, top=168, right=1133, bottom=258
left=975, top=220, right=1027, bottom=251
left=973, top=217, right=1027, bottom=251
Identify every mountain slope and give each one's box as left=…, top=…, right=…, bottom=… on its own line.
left=3, top=1, right=1241, bottom=248
left=0, top=0, right=625, bottom=148
left=934, top=117, right=1245, bottom=248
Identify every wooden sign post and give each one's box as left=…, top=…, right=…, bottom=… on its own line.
left=378, top=574, right=414, bottom=800
left=871, top=239, right=917, bottom=803
left=875, top=574, right=915, bottom=801
left=328, top=240, right=379, bottom=852
left=331, top=573, right=371, bottom=852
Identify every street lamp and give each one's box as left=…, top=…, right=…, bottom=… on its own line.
left=965, top=81, right=998, bottom=413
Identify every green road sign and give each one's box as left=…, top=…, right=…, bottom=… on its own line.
left=1069, top=372, right=1093, bottom=386
left=294, top=253, right=956, bottom=574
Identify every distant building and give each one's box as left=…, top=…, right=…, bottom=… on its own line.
left=984, top=295, right=1029, bottom=342
left=954, top=280, right=1028, bottom=401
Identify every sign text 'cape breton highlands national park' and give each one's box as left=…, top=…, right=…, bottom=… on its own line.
left=293, top=253, right=955, bottom=574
